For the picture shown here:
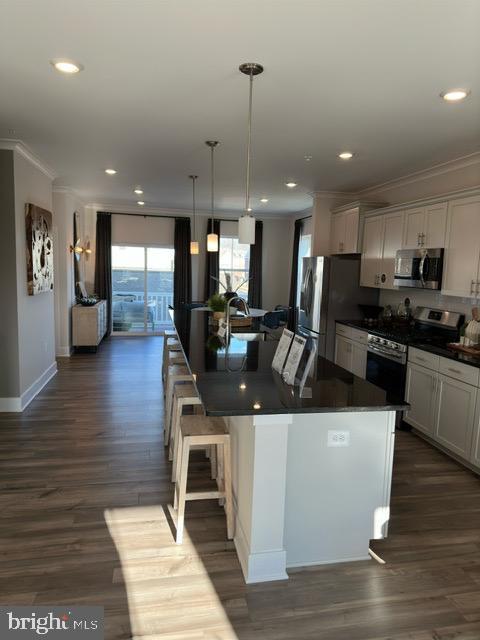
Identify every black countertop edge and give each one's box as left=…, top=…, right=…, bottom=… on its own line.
left=206, top=404, right=407, bottom=417
left=336, top=320, right=480, bottom=369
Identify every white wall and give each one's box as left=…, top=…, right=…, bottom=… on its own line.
left=379, top=288, right=477, bottom=320
left=13, top=151, right=56, bottom=397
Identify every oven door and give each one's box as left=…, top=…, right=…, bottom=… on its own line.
left=366, top=349, right=407, bottom=398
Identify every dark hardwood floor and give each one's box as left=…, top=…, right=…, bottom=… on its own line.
left=1, top=336, right=480, bottom=639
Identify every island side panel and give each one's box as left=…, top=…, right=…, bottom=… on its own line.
left=284, top=410, right=396, bottom=568
left=226, top=414, right=292, bottom=583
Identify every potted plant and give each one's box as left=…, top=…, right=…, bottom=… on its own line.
left=207, top=293, right=226, bottom=320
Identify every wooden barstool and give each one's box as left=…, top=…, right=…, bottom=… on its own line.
left=169, top=384, right=203, bottom=469
left=173, top=415, right=233, bottom=544
left=164, top=364, right=193, bottom=446
left=162, top=338, right=183, bottom=382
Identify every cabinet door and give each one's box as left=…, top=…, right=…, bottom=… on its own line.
left=434, top=374, right=476, bottom=459
left=424, top=202, right=447, bottom=248
left=442, top=197, right=480, bottom=297
left=470, top=394, right=480, bottom=469
left=380, top=212, right=404, bottom=289
left=404, top=363, right=437, bottom=435
left=343, top=208, right=360, bottom=254
left=403, top=208, right=425, bottom=249
left=360, top=216, right=383, bottom=287
left=351, top=342, right=367, bottom=379
left=335, top=335, right=353, bottom=372
left=330, top=213, right=346, bottom=254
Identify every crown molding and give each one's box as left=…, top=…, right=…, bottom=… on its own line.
left=52, top=185, right=86, bottom=206
left=358, top=151, right=480, bottom=197
left=0, top=139, right=57, bottom=180
left=311, top=189, right=358, bottom=199
left=84, top=201, right=293, bottom=220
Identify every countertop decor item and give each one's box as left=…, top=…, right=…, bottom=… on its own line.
left=238, top=62, right=264, bottom=245
left=78, top=296, right=99, bottom=307
left=207, top=293, right=226, bottom=320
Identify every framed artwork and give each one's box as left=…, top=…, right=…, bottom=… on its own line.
left=25, top=203, right=54, bottom=295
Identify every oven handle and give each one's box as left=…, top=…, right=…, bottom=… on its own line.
left=368, top=344, right=405, bottom=361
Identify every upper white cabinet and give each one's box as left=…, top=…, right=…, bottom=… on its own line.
left=442, top=196, right=480, bottom=298
left=330, top=202, right=385, bottom=255
left=403, top=202, right=448, bottom=249
left=360, top=212, right=404, bottom=289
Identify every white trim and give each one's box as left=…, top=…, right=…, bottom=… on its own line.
left=0, top=397, right=22, bottom=412
left=20, top=362, right=58, bottom=411
left=56, top=346, right=73, bottom=357
left=0, top=362, right=57, bottom=413
left=0, top=139, right=57, bottom=180
left=359, top=152, right=480, bottom=197
left=287, top=554, right=370, bottom=569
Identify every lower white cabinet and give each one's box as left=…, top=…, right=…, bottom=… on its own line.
left=334, top=325, right=367, bottom=379
left=405, top=363, right=436, bottom=436
left=434, top=374, right=476, bottom=459
left=72, top=300, right=108, bottom=348
left=405, top=353, right=480, bottom=471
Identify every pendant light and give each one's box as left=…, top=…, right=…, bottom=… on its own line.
left=206, top=140, right=219, bottom=252
left=238, top=62, right=264, bottom=245
left=189, top=174, right=199, bottom=255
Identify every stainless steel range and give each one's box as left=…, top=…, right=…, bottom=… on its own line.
left=367, top=334, right=407, bottom=364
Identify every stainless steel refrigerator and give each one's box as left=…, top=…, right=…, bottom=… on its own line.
left=297, top=256, right=379, bottom=361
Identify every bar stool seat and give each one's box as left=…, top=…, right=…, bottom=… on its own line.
left=163, top=339, right=183, bottom=381
left=169, top=384, right=203, bottom=468
left=173, top=415, right=233, bottom=544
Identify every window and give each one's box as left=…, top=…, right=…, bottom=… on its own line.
left=219, top=236, right=250, bottom=300
left=112, top=245, right=174, bottom=333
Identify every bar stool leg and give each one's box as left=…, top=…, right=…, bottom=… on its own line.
left=175, top=436, right=191, bottom=544
left=223, top=438, right=234, bottom=540
left=210, top=445, right=217, bottom=480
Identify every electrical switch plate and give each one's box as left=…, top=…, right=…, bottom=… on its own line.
left=327, top=430, right=350, bottom=447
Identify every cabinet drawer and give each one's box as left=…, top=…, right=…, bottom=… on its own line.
left=408, top=347, right=440, bottom=371
left=439, top=357, right=479, bottom=387
left=350, top=327, right=368, bottom=345
left=336, top=323, right=351, bottom=338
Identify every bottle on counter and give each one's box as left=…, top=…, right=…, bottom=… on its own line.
left=396, top=298, right=412, bottom=323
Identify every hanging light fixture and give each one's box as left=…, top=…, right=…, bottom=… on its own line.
left=238, top=62, right=264, bottom=245
left=206, top=140, right=219, bottom=252
left=189, top=174, right=199, bottom=255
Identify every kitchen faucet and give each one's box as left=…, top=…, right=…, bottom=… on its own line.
left=225, top=296, right=250, bottom=342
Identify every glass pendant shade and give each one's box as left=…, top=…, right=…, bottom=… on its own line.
left=190, top=240, right=199, bottom=255
left=207, top=233, right=219, bottom=252
left=239, top=214, right=255, bottom=244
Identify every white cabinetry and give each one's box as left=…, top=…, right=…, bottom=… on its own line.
left=442, top=196, right=480, bottom=298
left=403, top=202, right=448, bottom=249
left=404, top=348, right=480, bottom=470
left=330, top=202, right=385, bottom=255
left=360, top=212, right=404, bottom=289
left=72, top=300, right=108, bottom=349
left=405, top=362, right=437, bottom=436
left=334, top=324, right=368, bottom=379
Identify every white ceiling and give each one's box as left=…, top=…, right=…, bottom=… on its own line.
left=0, top=0, right=479, bottom=214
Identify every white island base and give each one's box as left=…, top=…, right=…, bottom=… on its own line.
left=224, top=411, right=396, bottom=584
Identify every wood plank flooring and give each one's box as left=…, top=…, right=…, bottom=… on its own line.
left=1, top=336, right=480, bottom=639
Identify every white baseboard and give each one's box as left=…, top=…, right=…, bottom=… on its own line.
left=0, top=362, right=57, bottom=413
left=56, top=345, right=73, bottom=357
left=286, top=554, right=370, bottom=569
left=234, top=510, right=288, bottom=584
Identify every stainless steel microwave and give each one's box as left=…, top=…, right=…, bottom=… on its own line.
left=394, top=248, right=444, bottom=290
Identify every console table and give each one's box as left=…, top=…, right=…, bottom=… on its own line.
left=72, top=300, right=107, bottom=350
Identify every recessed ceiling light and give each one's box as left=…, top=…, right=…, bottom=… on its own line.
left=304, top=155, right=312, bottom=162
left=51, top=59, right=83, bottom=74
left=338, top=152, right=354, bottom=160
left=134, top=188, right=143, bottom=195
left=260, top=198, right=269, bottom=203
left=105, top=168, right=117, bottom=175
left=285, top=182, right=297, bottom=188
left=137, top=201, right=145, bottom=206
left=441, top=89, right=469, bottom=102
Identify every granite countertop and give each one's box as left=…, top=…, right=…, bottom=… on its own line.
left=336, top=319, right=480, bottom=369
left=172, top=309, right=407, bottom=416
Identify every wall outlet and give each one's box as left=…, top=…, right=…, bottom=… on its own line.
left=327, top=430, right=350, bottom=447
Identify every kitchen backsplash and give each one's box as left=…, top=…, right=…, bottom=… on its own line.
left=379, top=289, right=479, bottom=320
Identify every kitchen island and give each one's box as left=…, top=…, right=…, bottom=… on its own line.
left=172, top=309, right=407, bottom=583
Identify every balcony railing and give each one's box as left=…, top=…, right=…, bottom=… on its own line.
left=112, top=290, right=173, bottom=330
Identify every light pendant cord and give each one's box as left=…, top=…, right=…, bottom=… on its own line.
left=211, top=145, right=214, bottom=233
left=189, top=175, right=197, bottom=239
left=245, top=69, right=253, bottom=215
